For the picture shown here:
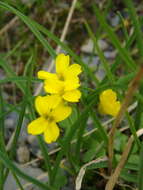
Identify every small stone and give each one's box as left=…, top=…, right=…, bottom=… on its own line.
left=81, top=39, right=108, bottom=54
left=5, top=164, right=48, bottom=190
left=104, top=50, right=117, bottom=59
left=17, top=145, right=30, bottom=164
left=27, top=135, right=37, bottom=144
left=110, top=15, right=120, bottom=27
left=5, top=112, right=18, bottom=129
left=5, top=118, right=15, bottom=128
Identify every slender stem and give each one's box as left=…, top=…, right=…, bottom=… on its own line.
left=10, top=100, right=26, bottom=158
left=84, top=20, right=115, bottom=84
left=3, top=98, right=27, bottom=184
left=12, top=171, right=25, bottom=190
left=0, top=86, right=6, bottom=189
left=37, top=136, right=52, bottom=185
left=106, top=129, right=143, bottom=190
left=108, top=65, right=143, bottom=172
left=125, top=112, right=141, bottom=147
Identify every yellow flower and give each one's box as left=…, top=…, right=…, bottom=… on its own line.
left=98, top=89, right=121, bottom=117
left=38, top=53, right=82, bottom=102
left=27, top=95, right=72, bottom=143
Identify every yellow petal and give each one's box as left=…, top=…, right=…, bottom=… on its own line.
left=98, top=102, right=106, bottom=115
left=44, top=122, right=60, bottom=143
left=64, top=77, right=80, bottom=91
left=98, top=101, right=121, bottom=117
left=27, top=117, right=47, bottom=135
left=55, top=53, right=70, bottom=75
left=65, top=64, right=82, bottom=78
left=45, top=94, right=62, bottom=110
left=109, top=101, right=121, bottom=117
left=63, top=89, right=81, bottom=102
left=44, top=78, right=64, bottom=94
left=100, top=89, right=117, bottom=103
left=37, top=71, right=58, bottom=80
left=51, top=103, right=72, bottom=122
left=35, top=95, right=61, bottom=116
left=35, top=96, right=51, bottom=116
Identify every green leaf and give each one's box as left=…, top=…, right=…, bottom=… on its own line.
left=114, top=131, right=128, bottom=152
left=121, top=169, right=138, bottom=183
left=53, top=168, right=67, bottom=190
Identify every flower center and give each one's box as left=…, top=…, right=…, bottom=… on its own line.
left=58, top=74, right=65, bottom=81
left=44, top=114, right=55, bottom=123
left=44, top=115, right=49, bottom=120
left=59, top=88, right=65, bottom=96
left=48, top=116, right=54, bottom=123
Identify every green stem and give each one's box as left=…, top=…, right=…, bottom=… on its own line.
left=126, top=112, right=141, bottom=148
left=84, top=20, right=115, bottom=84
left=37, top=136, right=52, bottom=185
left=10, top=100, right=26, bottom=158
left=0, top=86, right=6, bottom=189
left=12, top=172, right=25, bottom=190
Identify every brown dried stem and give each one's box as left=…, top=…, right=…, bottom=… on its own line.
left=108, top=65, right=143, bottom=172
left=106, top=128, right=143, bottom=190
left=0, top=16, right=18, bottom=36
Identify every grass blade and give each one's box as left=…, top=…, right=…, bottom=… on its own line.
left=125, top=0, right=143, bottom=58
left=0, top=150, right=49, bottom=190
left=93, top=4, right=136, bottom=71
left=138, top=142, right=143, bottom=190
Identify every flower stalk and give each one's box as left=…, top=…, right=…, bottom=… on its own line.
left=108, top=64, right=143, bottom=173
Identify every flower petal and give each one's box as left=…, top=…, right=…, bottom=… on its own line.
left=55, top=53, right=70, bottom=75
left=35, top=95, right=61, bottom=116
left=63, top=89, right=81, bottom=102
left=98, top=101, right=121, bottom=117
left=109, top=101, right=121, bottom=117
left=45, top=94, right=61, bottom=110
left=37, top=71, right=58, bottom=80
left=100, top=89, right=117, bottom=103
left=44, top=122, right=60, bottom=143
left=35, top=96, right=50, bottom=116
left=65, top=64, right=82, bottom=78
left=27, top=117, right=47, bottom=135
left=44, top=78, right=64, bottom=94
left=98, top=102, right=106, bottom=115
left=51, top=103, right=72, bottom=122
left=64, top=77, right=80, bottom=91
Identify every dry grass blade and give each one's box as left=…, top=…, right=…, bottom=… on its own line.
left=0, top=16, right=18, bottom=36
left=34, top=0, right=78, bottom=96
left=75, top=157, right=108, bottom=190
left=105, top=128, right=143, bottom=190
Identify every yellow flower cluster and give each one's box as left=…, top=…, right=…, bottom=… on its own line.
left=28, top=54, right=82, bottom=143
left=98, top=89, right=121, bottom=117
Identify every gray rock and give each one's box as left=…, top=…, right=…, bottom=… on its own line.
left=110, top=15, right=120, bottom=27
left=4, top=164, right=48, bottom=190
left=5, top=112, right=18, bottom=129
left=81, top=39, right=108, bottom=54
left=104, top=50, right=117, bottom=59
left=17, top=145, right=30, bottom=164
